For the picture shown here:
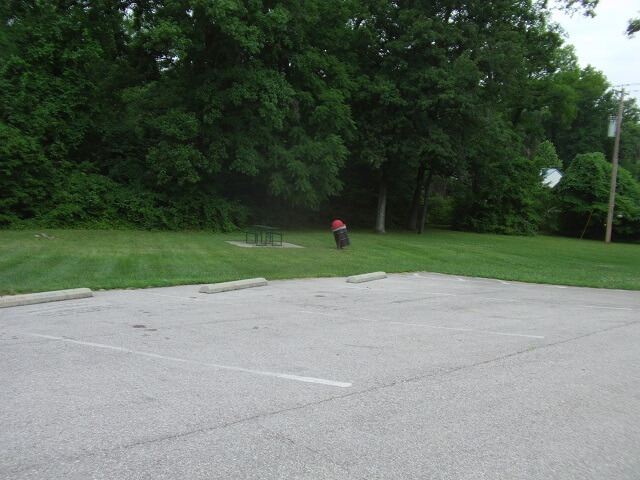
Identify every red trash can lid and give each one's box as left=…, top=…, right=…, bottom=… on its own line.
left=331, top=219, right=345, bottom=230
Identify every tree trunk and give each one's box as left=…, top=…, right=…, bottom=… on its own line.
left=408, top=163, right=427, bottom=230
left=418, top=170, right=434, bottom=234
left=374, top=176, right=387, bottom=234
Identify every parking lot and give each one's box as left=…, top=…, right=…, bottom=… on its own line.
left=2, top=272, right=639, bottom=479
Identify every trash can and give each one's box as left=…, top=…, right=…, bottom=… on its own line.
left=332, top=219, right=351, bottom=249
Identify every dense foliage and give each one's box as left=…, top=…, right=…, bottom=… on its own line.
left=555, top=153, right=640, bottom=239
left=1, top=1, right=639, bottom=239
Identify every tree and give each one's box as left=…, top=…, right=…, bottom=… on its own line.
left=616, top=99, right=640, bottom=183
left=1, top=0, right=357, bottom=229
left=0, top=0, right=131, bottom=226
left=626, top=15, right=640, bottom=36
left=438, top=0, right=566, bottom=235
left=534, top=140, right=562, bottom=169
left=619, top=121, right=640, bottom=182
left=3, top=0, right=635, bottom=236
left=554, top=152, right=640, bottom=239
left=552, top=0, right=600, bottom=16
left=124, top=0, right=354, bottom=216
left=542, top=66, right=615, bottom=167
left=348, top=0, right=560, bottom=234
left=452, top=110, right=546, bottom=236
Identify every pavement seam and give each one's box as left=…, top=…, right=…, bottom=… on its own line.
left=389, top=319, right=640, bottom=389
left=268, top=430, right=368, bottom=480
left=6, top=319, right=639, bottom=475
left=122, top=318, right=640, bottom=444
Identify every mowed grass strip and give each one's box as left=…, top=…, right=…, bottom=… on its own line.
left=0, top=228, right=638, bottom=295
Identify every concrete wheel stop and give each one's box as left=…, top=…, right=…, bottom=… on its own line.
left=346, top=272, right=387, bottom=283
left=0, top=288, right=93, bottom=308
left=199, top=278, right=268, bottom=294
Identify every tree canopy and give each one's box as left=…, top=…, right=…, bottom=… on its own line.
left=1, top=0, right=639, bottom=240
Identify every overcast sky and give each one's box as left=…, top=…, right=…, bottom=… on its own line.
left=550, top=0, right=640, bottom=102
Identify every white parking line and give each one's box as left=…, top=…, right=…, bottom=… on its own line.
left=576, top=305, right=633, bottom=311
left=16, top=332, right=352, bottom=388
left=344, top=285, right=456, bottom=296
left=137, top=291, right=236, bottom=305
left=300, top=311, right=544, bottom=339
left=410, top=273, right=510, bottom=286
left=345, top=285, right=518, bottom=303
left=386, top=321, right=544, bottom=338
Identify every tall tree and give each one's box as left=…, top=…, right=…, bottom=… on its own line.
left=555, top=152, right=640, bottom=239
left=542, top=65, right=615, bottom=167
left=123, top=0, right=354, bottom=215
left=348, top=0, right=565, bottom=233
left=349, top=1, right=486, bottom=233
left=0, top=0, right=129, bottom=225
left=628, top=16, right=640, bottom=36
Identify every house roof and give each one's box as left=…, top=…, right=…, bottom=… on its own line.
left=541, top=168, right=562, bottom=188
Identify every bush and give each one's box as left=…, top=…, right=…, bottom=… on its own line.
left=453, top=156, right=543, bottom=235
left=426, top=194, right=454, bottom=226
left=0, top=123, right=52, bottom=226
left=7, top=172, right=248, bottom=231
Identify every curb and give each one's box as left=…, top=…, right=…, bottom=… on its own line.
left=199, top=278, right=268, bottom=294
left=346, top=272, right=387, bottom=284
left=0, top=288, right=93, bottom=309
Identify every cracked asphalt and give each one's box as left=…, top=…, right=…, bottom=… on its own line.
left=1, top=272, right=639, bottom=479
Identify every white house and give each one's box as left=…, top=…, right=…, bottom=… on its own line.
left=541, top=168, right=562, bottom=188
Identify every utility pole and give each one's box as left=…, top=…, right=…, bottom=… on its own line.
left=605, top=88, right=624, bottom=243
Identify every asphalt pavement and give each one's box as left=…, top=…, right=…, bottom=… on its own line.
left=1, top=272, right=639, bottom=479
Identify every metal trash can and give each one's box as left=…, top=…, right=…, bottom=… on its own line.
left=332, top=220, right=351, bottom=249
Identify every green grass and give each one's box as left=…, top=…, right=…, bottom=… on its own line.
left=1, top=228, right=639, bottom=295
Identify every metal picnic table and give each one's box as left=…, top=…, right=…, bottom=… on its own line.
left=245, top=225, right=283, bottom=246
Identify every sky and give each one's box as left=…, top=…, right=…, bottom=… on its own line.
left=550, top=0, right=640, bottom=102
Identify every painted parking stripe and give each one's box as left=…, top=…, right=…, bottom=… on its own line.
left=136, top=291, right=236, bottom=305
left=384, top=321, right=544, bottom=338
left=301, top=311, right=544, bottom=339
left=407, top=273, right=510, bottom=286
left=345, top=286, right=518, bottom=303
left=576, top=304, right=633, bottom=311
left=345, top=285, right=457, bottom=296
left=16, top=332, right=352, bottom=388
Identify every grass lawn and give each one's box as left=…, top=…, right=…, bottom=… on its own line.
left=0, top=228, right=639, bottom=295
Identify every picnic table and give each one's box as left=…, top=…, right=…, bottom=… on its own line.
left=244, top=225, right=283, bottom=246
